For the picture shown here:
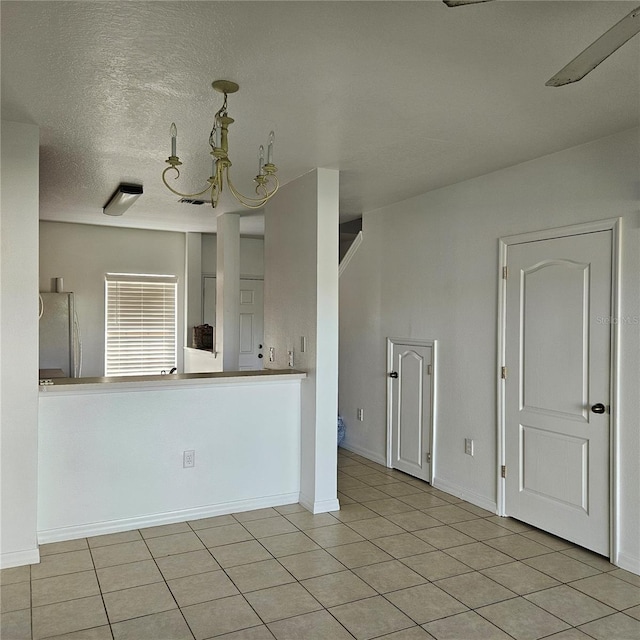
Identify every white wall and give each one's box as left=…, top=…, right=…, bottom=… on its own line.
left=0, top=121, right=40, bottom=568
left=264, top=169, right=340, bottom=513
left=202, top=234, right=264, bottom=277
left=39, top=222, right=186, bottom=377
left=339, top=129, right=640, bottom=572
left=38, top=377, right=302, bottom=540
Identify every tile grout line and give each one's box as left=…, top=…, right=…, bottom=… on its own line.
left=337, top=457, right=618, bottom=638
left=6, top=454, right=636, bottom=640
left=29, top=563, right=34, bottom=640
left=136, top=528, right=197, bottom=640
left=339, top=466, right=534, bottom=639
left=90, top=540, right=116, bottom=640
left=187, top=512, right=317, bottom=638
left=35, top=540, right=114, bottom=640
left=520, top=582, right=634, bottom=631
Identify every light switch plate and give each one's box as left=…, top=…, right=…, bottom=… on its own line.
left=464, top=438, right=474, bottom=456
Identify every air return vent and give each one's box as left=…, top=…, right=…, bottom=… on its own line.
left=179, top=198, right=206, bottom=205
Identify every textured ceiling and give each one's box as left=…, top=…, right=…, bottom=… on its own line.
left=2, top=1, right=638, bottom=235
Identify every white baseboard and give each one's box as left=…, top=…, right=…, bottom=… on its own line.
left=38, top=492, right=300, bottom=544
left=615, top=550, right=640, bottom=576
left=1, top=548, right=40, bottom=569
left=299, top=493, right=341, bottom=514
left=340, top=441, right=387, bottom=466
left=433, top=476, right=497, bottom=514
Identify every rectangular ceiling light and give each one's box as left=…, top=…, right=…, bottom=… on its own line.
left=103, top=183, right=143, bottom=216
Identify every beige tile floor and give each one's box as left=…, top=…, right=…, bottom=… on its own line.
left=2, top=449, right=640, bottom=640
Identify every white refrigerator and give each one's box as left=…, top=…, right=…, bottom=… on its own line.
left=39, top=292, right=80, bottom=378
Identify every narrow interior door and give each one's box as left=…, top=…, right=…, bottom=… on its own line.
left=390, top=342, right=433, bottom=482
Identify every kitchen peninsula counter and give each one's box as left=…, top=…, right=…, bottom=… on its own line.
left=38, top=368, right=306, bottom=543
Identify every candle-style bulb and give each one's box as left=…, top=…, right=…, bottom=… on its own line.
left=170, top=122, right=177, bottom=157
left=258, top=145, right=265, bottom=175
left=267, top=131, right=275, bottom=165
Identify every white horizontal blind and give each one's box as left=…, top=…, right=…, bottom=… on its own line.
left=105, top=274, right=177, bottom=376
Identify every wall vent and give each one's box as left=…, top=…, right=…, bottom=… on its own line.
left=179, top=198, right=206, bottom=205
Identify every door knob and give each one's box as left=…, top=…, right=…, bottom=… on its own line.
left=591, top=403, right=606, bottom=414
left=258, top=353, right=263, bottom=358
left=389, top=371, right=398, bottom=379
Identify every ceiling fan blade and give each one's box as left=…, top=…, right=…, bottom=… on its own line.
left=546, top=5, right=640, bottom=86
left=443, top=0, right=494, bottom=7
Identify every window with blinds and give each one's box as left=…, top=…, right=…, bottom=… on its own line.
left=105, top=274, right=178, bottom=376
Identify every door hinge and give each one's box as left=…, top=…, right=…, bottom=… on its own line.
left=427, top=364, right=433, bottom=376
left=501, top=465, right=507, bottom=478
left=501, top=366, right=507, bottom=379
left=426, top=452, right=432, bottom=463
left=502, top=266, right=508, bottom=279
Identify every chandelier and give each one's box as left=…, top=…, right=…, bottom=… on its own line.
left=163, top=80, right=279, bottom=209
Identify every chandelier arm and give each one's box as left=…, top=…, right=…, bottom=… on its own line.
left=226, top=182, right=268, bottom=209
left=255, top=172, right=280, bottom=190
left=162, top=166, right=214, bottom=199
left=254, top=176, right=279, bottom=202
left=227, top=170, right=272, bottom=203
left=264, top=173, right=280, bottom=195
left=226, top=178, right=270, bottom=209
left=226, top=170, right=278, bottom=208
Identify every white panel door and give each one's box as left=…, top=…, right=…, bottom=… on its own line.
left=505, top=231, right=612, bottom=554
left=203, top=277, right=264, bottom=370
left=238, top=280, right=264, bottom=371
left=389, top=341, right=433, bottom=482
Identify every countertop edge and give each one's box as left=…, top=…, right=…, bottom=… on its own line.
left=39, top=370, right=307, bottom=395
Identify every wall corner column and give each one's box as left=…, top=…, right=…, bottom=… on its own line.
left=216, top=213, right=240, bottom=371
left=264, top=168, right=340, bottom=515
left=1, top=120, right=41, bottom=568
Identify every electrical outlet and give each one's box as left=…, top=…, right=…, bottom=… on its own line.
left=357, top=408, right=364, bottom=421
left=288, top=350, right=294, bottom=367
left=269, top=347, right=275, bottom=362
left=464, top=438, right=474, bottom=456
left=183, top=450, right=195, bottom=468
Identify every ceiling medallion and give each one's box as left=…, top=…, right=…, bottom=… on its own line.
left=163, top=80, right=278, bottom=209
